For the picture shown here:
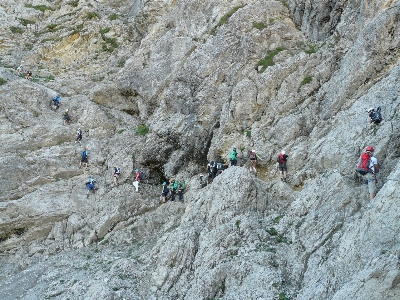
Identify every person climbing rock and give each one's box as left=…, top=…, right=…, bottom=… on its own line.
left=63, top=109, right=71, bottom=125
left=52, top=95, right=61, bottom=111
left=230, top=148, right=239, bottom=166
left=199, top=174, right=207, bottom=188
left=207, top=161, right=214, bottom=183
left=75, top=128, right=82, bottom=144
left=367, top=107, right=382, bottom=124
left=86, top=177, right=96, bottom=198
left=249, top=150, right=262, bottom=175
left=178, top=180, right=186, bottom=202
left=277, top=150, right=289, bottom=182
left=160, top=182, right=169, bottom=203
left=170, top=179, right=179, bottom=202
left=25, top=70, right=32, bottom=80
left=357, top=146, right=379, bottom=201
left=80, top=146, right=89, bottom=169
left=112, top=166, right=121, bottom=187
left=132, top=169, right=140, bottom=192
left=16, top=64, right=23, bottom=75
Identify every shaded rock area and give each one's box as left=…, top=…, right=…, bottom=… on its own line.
left=1, top=0, right=400, bottom=299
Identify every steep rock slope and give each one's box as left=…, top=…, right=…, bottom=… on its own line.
left=1, top=0, right=400, bottom=299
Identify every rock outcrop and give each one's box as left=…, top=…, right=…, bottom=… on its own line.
left=1, top=0, right=400, bottom=299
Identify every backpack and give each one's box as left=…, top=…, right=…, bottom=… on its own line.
left=63, top=111, right=68, bottom=116
left=139, top=171, right=145, bottom=180
left=250, top=152, right=256, bottom=159
left=81, top=150, right=87, bottom=159
left=357, top=152, right=371, bottom=175
left=278, top=154, right=287, bottom=164
left=230, top=151, right=237, bottom=160
left=164, top=186, right=170, bottom=194
left=371, top=107, right=382, bottom=124
left=172, top=181, right=179, bottom=190
left=115, top=167, right=121, bottom=174
left=216, top=162, right=223, bottom=170
left=180, top=181, right=186, bottom=189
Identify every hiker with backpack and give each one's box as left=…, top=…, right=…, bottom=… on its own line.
left=249, top=150, right=263, bottom=175
left=207, top=161, right=218, bottom=182
left=160, top=182, right=169, bottom=203
left=75, top=128, right=82, bottom=144
left=178, top=180, right=186, bottom=202
left=132, top=169, right=143, bottom=192
left=230, top=148, right=241, bottom=166
left=112, top=166, right=121, bottom=187
left=52, top=95, right=61, bottom=111
left=86, top=177, right=97, bottom=198
left=367, top=107, right=382, bottom=124
left=170, top=178, right=179, bottom=201
left=63, top=109, right=71, bottom=125
left=80, top=146, right=89, bottom=169
left=357, top=146, right=379, bottom=200
left=277, top=150, right=289, bottom=182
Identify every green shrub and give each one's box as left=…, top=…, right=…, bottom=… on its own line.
left=272, top=215, right=283, bottom=224
left=279, top=0, right=289, bottom=8
left=19, top=18, right=35, bottom=26
left=0, top=78, right=5, bottom=86
left=298, top=75, right=312, bottom=91
left=100, top=27, right=110, bottom=34
left=10, top=26, right=23, bottom=34
left=256, top=46, right=285, bottom=73
left=211, top=5, right=244, bottom=35
left=24, top=4, right=53, bottom=12
left=245, top=130, right=251, bottom=138
left=109, top=13, right=117, bottom=20
left=117, top=59, right=125, bottom=67
left=87, top=12, right=99, bottom=20
left=67, top=0, right=79, bottom=7
left=136, top=125, right=149, bottom=136
left=253, top=22, right=267, bottom=30
left=47, top=23, right=59, bottom=32
left=25, top=43, right=33, bottom=50
left=266, top=227, right=278, bottom=236
left=304, top=44, right=317, bottom=54
left=279, top=292, right=289, bottom=300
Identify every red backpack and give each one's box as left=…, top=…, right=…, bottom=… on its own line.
left=278, top=154, right=286, bottom=164
left=357, top=152, right=371, bottom=175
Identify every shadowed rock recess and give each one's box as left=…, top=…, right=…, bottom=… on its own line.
left=1, top=0, right=400, bottom=299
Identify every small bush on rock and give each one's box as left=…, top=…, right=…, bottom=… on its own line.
left=136, top=125, right=149, bottom=136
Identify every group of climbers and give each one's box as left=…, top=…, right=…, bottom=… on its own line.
left=160, top=177, right=186, bottom=203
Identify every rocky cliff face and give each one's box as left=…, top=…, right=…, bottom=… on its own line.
left=1, top=0, right=400, bottom=299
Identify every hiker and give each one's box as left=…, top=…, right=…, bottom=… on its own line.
left=230, top=148, right=240, bottom=166
left=52, top=95, right=61, bottom=111
left=178, top=180, right=186, bottom=202
left=367, top=107, right=382, bottom=124
left=357, top=146, right=379, bottom=201
left=86, top=177, right=96, bottom=198
left=63, top=109, right=71, bottom=125
left=160, top=182, right=169, bottom=203
left=199, top=174, right=207, bottom=188
left=75, top=128, right=82, bottom=144
left=277, top=150, right=289, bottom=182
left=16, top=64, right=23, bottom=75
left=112, top=166, right=121, bottom=187
left=80, top=146, right=89, bottom=169
left=25, top=70, right=32, bottom=80
left=170, top=179, right=179, bottom=201
left=215, top=162, right=228, bottom=176
left=249, top=150, right=263, bottom=174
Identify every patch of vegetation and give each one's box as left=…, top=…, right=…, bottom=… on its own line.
left=87, top=11, right=100, bottom=20
left=210, top=5, right=244, bottom=35
left=47, top=23, right=63, bottom=32
left=24, top=4, right=53, bottom=12
left=33, top=111, right=39, bottom=118
left=136, top=125, right=149, bottom=136
left=304, top=44, right=318, bottom=54
left=272, top=215, right=283, bottom=224
left=118, top=59, right=125, bottom=68
left=298, top=75, right=312, bottom=91
left=279, top=0, right=289, bottom=8
left=45, top=75, right=55, bottom=82
left=109, top=13, right=117, bottom=20
left=19, top=18, right=35, bottom=26
left=25, top=43, right=33, bottom=50
left=276, top=234, right=288, bottom=243
left=10, top=26, right=24, bottom=34
left=256, top=46, right=285, bottom=73
left=67, top=0, right=79, bottom=7
left=253, top=22, right=267, bottom=30
left=100, top=27, right=118, bottom=52
left=235, top=220, right=241, bottom=229
left=117, top=129, right=125, bottom=134
left=266, top=227, right=278, bottom=236
left=272, top=282, right=280, bottom=287
left=279, top=292, right=289, bottom=300
left=0, top=78, right=5, bottom=86
left=245, top=130, right=251, bottom=138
